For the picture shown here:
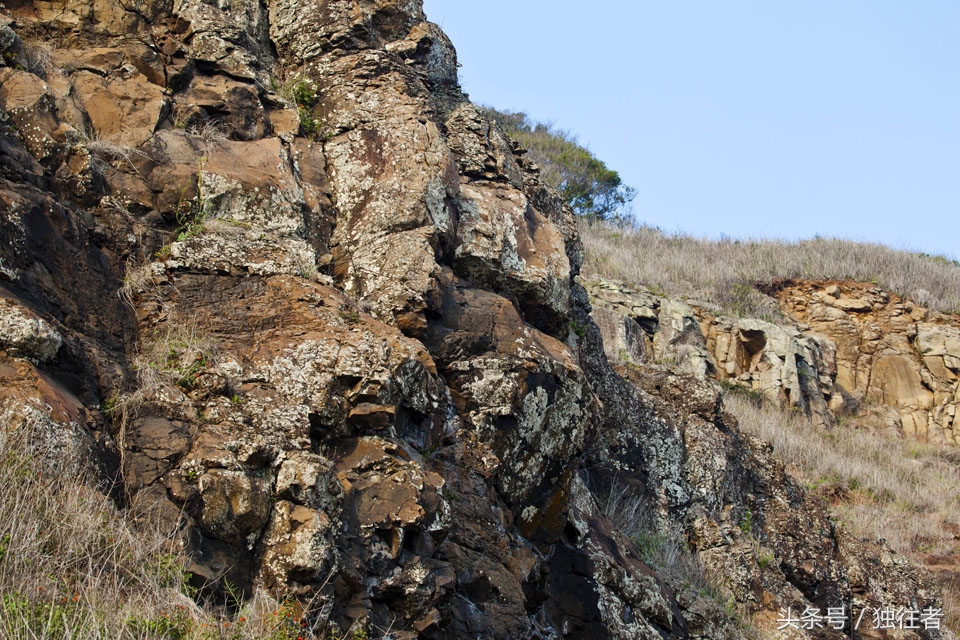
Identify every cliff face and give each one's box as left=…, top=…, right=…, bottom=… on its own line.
left=0, top=2, right=948, bottom=638
left=590, top=277, right=960, bottom=444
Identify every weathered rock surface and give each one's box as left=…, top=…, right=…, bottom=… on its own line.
left=0, top=2, right=950, bottom=639
left=587, top=277, right=960, bottom=442
left=776, top=280, right=960, bottom=443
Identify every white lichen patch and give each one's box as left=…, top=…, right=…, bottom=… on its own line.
left=0, top=259, right=16, bottom=281
left=169, top=229, right=318, bottom=277
left=0, top=298, right=62, bottom=361
left=200, top=172, right=305, bottom=236
left=0, top=400, right=91, bottom=477
left=450, top=354, right=595, bottom=501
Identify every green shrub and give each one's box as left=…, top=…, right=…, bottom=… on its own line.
left=279, top=77, right=321, bottom=139
left=485, top=108, right=636, bottom=222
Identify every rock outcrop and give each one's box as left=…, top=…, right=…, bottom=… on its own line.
left=775, top=280, right=960, bottom=443
left=0, top=2, right=949, bottom=639
left=588, top=277, right=960, bottom=444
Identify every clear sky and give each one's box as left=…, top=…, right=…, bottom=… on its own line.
left=422, top=1, right=960, bottom=260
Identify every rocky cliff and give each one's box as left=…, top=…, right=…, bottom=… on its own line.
left=0, top=1, right=950, bottom=638
left=589, top=277, right=960, bottom=444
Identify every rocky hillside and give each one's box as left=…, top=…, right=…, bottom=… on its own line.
left=589, top=277, right=960, bottom=443
left=0, top=1, right=951, bottom=638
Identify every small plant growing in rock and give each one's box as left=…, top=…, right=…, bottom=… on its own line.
left=295, top=255, right=319, bottom=280
left=135, top=323, right=218, bottom=402
left=569, top=320, right=587, bottom=338
left=738, top=509, right=753, bottom=534
left=0, top=532, right=10, bottom=563
left=101, top=394, right=118, bottom=417
left=173, top=156, right=209, bottom=243
left=339, top=309, right=362, bottom=325
left=175, top=353, right=209, bottom=390
left=631, top=531, right=670, bottom=564
left=719, top=379, right=767, bottom=407
left=279, top=76, right=322, bottom=139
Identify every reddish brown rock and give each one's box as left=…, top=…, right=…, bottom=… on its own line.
left=0, top=3, right=949, bottom=638
left=0, top=68, right=65, bottom=165
left=178, top=74, right=267, bottom=140
left=72, top=70, right=165, bottom=147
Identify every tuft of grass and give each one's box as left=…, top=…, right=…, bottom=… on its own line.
left=718, top=379, right=769, bottom=407
left=171, top=103, right=228, bottom=146
left=136, top=323, right=217, bottom=393
left=172, top=156, right=210, bottom=243
left=569, top=320, right=587, bottom=338
left=596, top=476, right=715, bottom=595
left=338, top=309, right=361, bottom=325
left=118, top=259, right=159, bottom=309
left=594, top=475, right=762, bottom=635
left=582, top=221, right=960, bottom=315
left=86, top=139, right=148, bottom=167
left=20, top=41, right=55, bottom=77
left=186, top=118, right=228, bottom=145
left=83, top=135, right=150, bottom=187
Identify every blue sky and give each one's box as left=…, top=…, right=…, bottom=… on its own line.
left=422, top=1, right=960, bottom=260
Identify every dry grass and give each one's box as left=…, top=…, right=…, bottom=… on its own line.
left=581, top=221, right=960, bottom=315
left=0, top=428, right=370, bottom=639
left=84, top=137, right=150, bottom=184
left=20, top=41, right=55, bottom=77
left=597, top=476, right=711, bottom=589
left=171, top=104, right=228, bottom=146
left=134, top=323, right=219, bottom=393
left=0, top=428, right=193, bottom=639
left=725, top=392, right=960, bottom=628
left=185, top=119, right=228, bottom=146
left=118, top=261, right=160, bottom=310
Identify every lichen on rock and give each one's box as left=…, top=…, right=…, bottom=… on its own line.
left=0, top=0, right=951, bottom=638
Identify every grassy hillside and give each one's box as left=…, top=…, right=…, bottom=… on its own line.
left=581, top=221, right=960, bottom=316
left=725, top=392, right=960, bottom=629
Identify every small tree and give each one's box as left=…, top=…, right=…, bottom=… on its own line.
left=485, top=108, right=636, bottom=222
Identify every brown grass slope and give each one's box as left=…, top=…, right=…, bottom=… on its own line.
left=581, top=222, right=960, bottom=316
left=725, top=393, right=960, bottom=631
left=0, top=431, right=368, bottom=640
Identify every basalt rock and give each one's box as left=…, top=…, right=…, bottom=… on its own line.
left=0, top=1, right=948, bottom=638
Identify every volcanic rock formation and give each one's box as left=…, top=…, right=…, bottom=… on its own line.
left=0, top=1, right=949, bottom=638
